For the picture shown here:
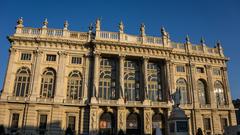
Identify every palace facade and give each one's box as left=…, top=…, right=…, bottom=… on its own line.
left=0, top=18, right=237, bottom=135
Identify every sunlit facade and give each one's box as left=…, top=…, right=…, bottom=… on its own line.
left=0, top=18, right=237, bottom=135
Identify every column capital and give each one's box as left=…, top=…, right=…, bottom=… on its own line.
left=118, top=54, right=126, bottom=58
left=57, top=51, right=68, bottom=57
left=93, top=51, right=101, bottom=56
left=142, top=56, right=149, bottom=61
left=33, top=48, right=43, bottom=55
left=9, top=47, right=17, bottom=54
left=84, top=52, right=92, bottom=57
left=222, top=67, right=227, bottom=71
left=205, top=65, right=212, bottom=69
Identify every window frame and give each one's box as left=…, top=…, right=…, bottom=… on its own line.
left=20, top=52, right=32, bottom=61
left=46, top=54, right=57, bottom=62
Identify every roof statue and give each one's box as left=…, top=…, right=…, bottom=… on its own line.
left=64, top=20, right=69, bottom=30
left=42, top=18, right=48, bottom=28
left=119, top=21, right=124, bottom=33
left=140, top=23, right=146, bottom=36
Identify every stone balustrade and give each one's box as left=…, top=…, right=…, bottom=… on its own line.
left=14, top=23, right=222, bottom=57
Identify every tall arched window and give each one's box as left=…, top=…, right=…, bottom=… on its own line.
left=40, top=68, right=56, bottom=98
left=214, top=81, right=226, bottom=105
left=126, top=113, right=140, bottom=134
left=148, top=62, right=162, bottom=101
left=197, top=79, right=209, bottom=105
left=14, top=67, right=31, bottom=97
left=99, top=58, right=116, bottom=100
left=176, top=78, right=188, bottom=104
left=99, top=112, right=114, bottom=134
left=124, top=60, right=140, bottom=101
left=67, top=70, right=82, bottom=100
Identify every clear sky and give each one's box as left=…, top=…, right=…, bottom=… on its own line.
left=0, top=0, right=239, bottom=99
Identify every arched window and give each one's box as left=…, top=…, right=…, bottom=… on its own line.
left=148, top=62, right=162, bottom=101
left=197, top=79, right=209, bottom=105
left=152, top=113, right=165, bottom=135
left=124, top=60, right=140, bottom=101
left=67, top=70, right=82, bottom=100
left=14, top=67, right=31, bottom=97
left=99, top=112, right=114, bottom=134
left=176, top=78, right=188, bottom=104
left=40, top=68, right=56, bottom=98
left=214, top=81, right=225, bottom=105
left=99, top=58, right=116, bottom=100
left=126, top=113, right=140, bottom=134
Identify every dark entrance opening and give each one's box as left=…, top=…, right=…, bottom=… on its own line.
left=152, top=113, right=165, bottom=135
left=99, top=112, right=114, bottom=135
left=126, top=113, right=140, bottom=135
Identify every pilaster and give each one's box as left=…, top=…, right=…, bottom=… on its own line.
left=91, top=51, right=100, bottom=103
left=143, top=108, right=152, bottom=135
left=89, top=106, right=99, bottom=135
left=165, top=59, right=173, bottom=102
left=54, top=51, right=67, bottom=102
left=222, top=67, right=233, bottom=108
left=205, top=65, right=215, bottom=108
left=117, top=107, right=126, bottom=134
left=118, top=54, right=125, bottom=104
left=229, top=110, right=237, bottom=126
left=1, top=48, right=17, bottom=99
left=30, top=49, right=43, bottom=101
left=190, top=63, right=199, bottom=108
left=83, top=53, right=91, bottom=103
left=143, top=57, right=149, bottom=104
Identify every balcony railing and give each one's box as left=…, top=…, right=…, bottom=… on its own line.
left=98, top=99, right=118, bottom=105
left=199, top=104, right=211, bottom=108
left=63, top=99, right=85, bottom=105
left=36, top=97, right=54, bottom=103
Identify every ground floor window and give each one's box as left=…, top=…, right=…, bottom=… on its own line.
left=126, top=113, right=140, bottom=135
left=99, top=112, right=114, bottom=135
left=11, top=113, right=19, bottom=133
left=39, top=114, right=47, bottom=135
left=152, top=113, right=165, bottom=135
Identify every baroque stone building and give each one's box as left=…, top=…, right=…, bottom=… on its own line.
left=0, top=18, right=237, bottom=135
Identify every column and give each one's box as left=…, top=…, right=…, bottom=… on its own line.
left=165, top=60, right=173, bottom=102
left=30, top=49, right=43, bottom=101
left=117, top=107, right=126, bottom=134
left=143, top=57, right=150, bottom=105
left=1, top=48, right=17, bottom=99
left=83, top=54, right=91, bottom=102
left=229, top=110, right=237, bottom=125
left=222, top=67, right=233, bottom=107
left=89, top=106, right=99, bottom=135
left=91, top=51, right=100, bottom=103
left=54, top=51, right=67, bottom=102
left=143, top=108, right=152, bottom=135
left=205, top=65, right=215, bottom=108
left=118, top=54, right=125, bottom=104
left=189, top=64, right=199, bottom=108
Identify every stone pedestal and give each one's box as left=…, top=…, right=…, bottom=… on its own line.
left=168, top=106, right=189, bottom=135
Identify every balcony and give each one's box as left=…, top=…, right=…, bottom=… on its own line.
left=98, top=99, right=118, bottom=105
left=7, top=96, right=29, bottom=102
left=199, top=104, right=211, bottom=109
left=217, top=104, right=229, bottom=109
left=63, top=99, right=85, bottom=105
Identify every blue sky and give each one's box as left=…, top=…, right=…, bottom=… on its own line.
left=0, top=0, right=239, bottom=99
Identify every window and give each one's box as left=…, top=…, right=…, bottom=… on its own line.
left=176, top=78, right=188, bottom=104
left=148, top=62, right=162, bottom=101
left=214, top=81, right=226, bottom=105
left=39, top=114, right=47, bottom=134
left=152, top=114, right=164, bottom=134
left=99, top=58, right=116, bottom=100
left=11, top=113, right=19, bottom=132
left=46, top=54, right=56, bottom=61
left=14, top=67, right=31, bottom=97
left=196, top=67, right=204, bottom=73
left=124, top=60, right=140, bottom=101
left=220, top=118, right=228, bottom=130
left=40, top=68, right=56, bottom=98
left=198, top=79, right=209, bottom=105
left=203, top=118, right=211, bottom=134
left=71, top=57, right=82, bottom=64
left=21, top=53, right=32, bottom=60
left=213, top=68, right=221, bottom=76
left=67, top=116, right=76, bottom=131
left=67, top=70, right=82, bottom=100
left=176, top=65, right=185, bottom=72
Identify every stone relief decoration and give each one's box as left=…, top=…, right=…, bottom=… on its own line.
left=91, top=110, right=97, bottom=130
left=145, top=111, right=151, bottom=133
left=119, top=111, right=124, bottom=129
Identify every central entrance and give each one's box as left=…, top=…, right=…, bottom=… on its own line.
left=126, top=113, right=140, bottom=135
left=99, top=112, right=114, bottom=135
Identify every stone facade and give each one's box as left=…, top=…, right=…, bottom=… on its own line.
left=0, top=18, right=237, bottom=135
